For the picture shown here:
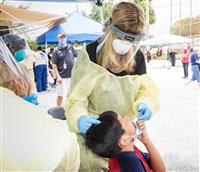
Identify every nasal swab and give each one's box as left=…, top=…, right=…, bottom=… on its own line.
left=132, top=117, right=142, bottom=140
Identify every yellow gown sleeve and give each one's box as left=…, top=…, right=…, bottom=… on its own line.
left=64, top=48, right=96, bottom=133
left=134, top=74, right=160, bottom=115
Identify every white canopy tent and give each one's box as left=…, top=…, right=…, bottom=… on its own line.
left=142, top=34, right=192, bottom=46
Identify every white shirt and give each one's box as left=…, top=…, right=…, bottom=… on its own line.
left=35, top=51, right=47, bottom=66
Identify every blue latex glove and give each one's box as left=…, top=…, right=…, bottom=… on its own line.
left=78, top=115, right=101, bottom=134
left=21, top=93, right=39, bottom=105
left=137, top=103, right=152, bottom=121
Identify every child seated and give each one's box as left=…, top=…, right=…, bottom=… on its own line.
left=85, top=111, right=166, bottom=172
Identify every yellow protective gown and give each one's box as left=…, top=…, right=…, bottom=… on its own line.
left=0, top=87, right=80, bottom=172
left=65, top=46, right=159, bottom=132
left=64, top=46, right=159, bottom=171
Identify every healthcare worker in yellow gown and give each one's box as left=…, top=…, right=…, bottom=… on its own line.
left=0, top=37, right=80, bottom=172
left=65, top=2, right=159, bottom=171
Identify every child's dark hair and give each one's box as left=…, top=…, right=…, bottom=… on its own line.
left=85, top=111, right=125, bottom=158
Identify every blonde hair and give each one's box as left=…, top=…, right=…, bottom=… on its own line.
left=97, top=1, right=144, bottom=74
left=0, top=63, right=32, bottom=97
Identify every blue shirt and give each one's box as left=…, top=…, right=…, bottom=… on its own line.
left=190, top=53, right=199, bottom=66
left=117, top=151, right=151, bottom=172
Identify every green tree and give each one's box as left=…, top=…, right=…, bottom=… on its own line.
left=89, top=1, right=113, bottom=22
left=89, top=0, right=156, bottom=24
left=170, top=15, right=200, bottom=37
left=27, top=40, right=37, bottom=51
left=135, top=0, right=156, bottom=24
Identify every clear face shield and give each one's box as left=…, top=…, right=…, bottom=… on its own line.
left=2, top=34, right=33, bottom=63
left=0, top=37, right=32, bottom=97
left=110, top=24, right=145, bottom=56
left=12, top=40, right=26, bottom=62
left=96, top=23, right=145, bottom=72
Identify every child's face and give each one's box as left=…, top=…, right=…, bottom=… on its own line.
left=117, top=114, right=136, bottom=138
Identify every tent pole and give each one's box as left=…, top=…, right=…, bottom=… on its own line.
left=76, top=2, right=79, bottom=12
left=45, top=40, right=49, bottom=88
left=100, top=6, right=104, bottom=24
left=45, top=41, right=48, bottom=54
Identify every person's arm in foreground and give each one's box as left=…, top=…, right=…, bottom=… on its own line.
left=137, top=120, right=166, bottom=172
left=64, top=48, right=100, bottom=133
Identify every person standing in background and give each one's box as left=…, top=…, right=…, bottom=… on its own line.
left=48, top=48, right=57, bottom=86
left=159, top=47, right=163, bottom=59
left=34, top=46, right=48, bottom=92
left=146, top=49, right=151, bottom=63
left=181, top=46, right=190, bottom=78
left=52, top=33, right=77, bottom=106
left=185, top=48, right=200, bottom=88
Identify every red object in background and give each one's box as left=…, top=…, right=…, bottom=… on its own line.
left=159, top=48, right=163, bottom=56
left=181, top=48, right=189, bottom=63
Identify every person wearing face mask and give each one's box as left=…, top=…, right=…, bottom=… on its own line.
left=64, top=2, right=159, bottom=171
left=2, top=34, right=26, bottom=62
left=0, top=37, right=39, bottom=105
left=2, top=33, right=36, bottom=92
left=52, top=33, right=78, bottom=106
left=181, top=45, right=190, bottom=78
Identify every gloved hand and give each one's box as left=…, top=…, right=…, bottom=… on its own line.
left=137, top=103, right=152, bottom=121
left=78, top=115, right=101, bottom=134
left=21, top=93, right=39, bottom=105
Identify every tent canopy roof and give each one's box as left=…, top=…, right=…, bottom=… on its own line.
left=0, top=4, right=65, bottom=27
left=142, top=34, right=192, bottom=46
left=37, top=12, right=103, bottom=44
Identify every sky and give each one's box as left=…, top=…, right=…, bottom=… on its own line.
left=5, top=0, right=200, bottom=37
left=150, top=0, right=200, bottom=36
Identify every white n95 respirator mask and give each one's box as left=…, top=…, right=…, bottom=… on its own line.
left=112, top=39, right=132, bottom=55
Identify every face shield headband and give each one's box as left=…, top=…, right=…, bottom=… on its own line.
left=110, top=24, right=145, bottom=43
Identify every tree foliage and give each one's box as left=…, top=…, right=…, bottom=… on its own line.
left=89, top=1, right=113, bottom=23
left=27, top=40, right=37, bottom=51
left=135, top=0, right=156, bottom=24
left=89, top=0, right=156, bottom=24
left=170, top=15, right=200, bottom=37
